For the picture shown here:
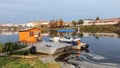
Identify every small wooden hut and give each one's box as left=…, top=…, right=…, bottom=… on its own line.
left=19, top=28, right=42, bottom=44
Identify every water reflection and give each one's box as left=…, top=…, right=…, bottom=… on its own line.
left=55, top=49, right=89, bottom=62
left=40, top=48, right=90, bottom=68
left=49, top=30, right=120, bottom=38
left=0, top=31, right=120, bottom=67
left=54, top=48, right=120, bottom=68
left=49, top=31, right=120, bottom=68
left=0, top=31, right=18, bottom=36
left=0, top=31, right=18, bottom=43
left=82, top=32, right=120, bottom=38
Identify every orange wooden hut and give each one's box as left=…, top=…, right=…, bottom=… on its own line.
left=19, top=28, right=42, bottom=44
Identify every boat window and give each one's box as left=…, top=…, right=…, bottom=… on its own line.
left=64, top=36, right=71, bottom=39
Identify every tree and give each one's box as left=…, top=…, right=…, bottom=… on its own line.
left=49, top=20, right=57, bottom=28
left=59, top=19, right=64, bottom=28
left=78, top=19, right=84, bottom=25
left=72, top=20, right=77, bottom=27
left=96, top=17, right=100, bottom=20
left=0, top=43, right=3, bottom=52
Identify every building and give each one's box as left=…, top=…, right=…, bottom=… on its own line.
left=25, top=21, right=49, bottom=28
left=19, top=28, right=42, bottom=44
left=1, top=23, right=13, bottom=27
left=39, top=21, right=50, bottom=28
left=64, top=22, right=73, bottom=27
left=25, top=22, right=35, bottom=27
left=94, top=18, right=120, bottom=25
left=83, top=18, right=120, bottom=25
left=83, top=20, right=95, bottom=25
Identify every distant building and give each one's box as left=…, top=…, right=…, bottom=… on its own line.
left=13, top=24, right=19, bottom=27
left=0, top=23, right=14, bottom=31
left=25, top=21, right=49, bottom=28
left=25, top=22, right=35, bottom=27
left=83, top=18, right=120, bottom=25
left=39, top=21, right=50, bottom=28
left=83, top=20, right=95, bottom=25
left=1, top=23, right=13, bottom=27
left=64, top=22, right=73, bottom=27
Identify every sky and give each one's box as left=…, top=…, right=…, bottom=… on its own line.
left=0, top=0, right=120, bottom=24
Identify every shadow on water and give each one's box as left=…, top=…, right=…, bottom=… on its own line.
left=54, top=46, right=120, bottom=68
left=55, top=48, right=89, bottom=67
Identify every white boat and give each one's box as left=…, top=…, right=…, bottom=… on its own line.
left=59, top=36, right=81, bottom=43
left=33, top=42, right=71, bottom=55
left=50, top=36, right=81, bottom=43
left=49, top=37, right=60, bottom=42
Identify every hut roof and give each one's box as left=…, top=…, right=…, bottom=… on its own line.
left=19, top=28, right=40, bottom=32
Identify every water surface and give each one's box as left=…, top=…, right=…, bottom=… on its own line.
left=0, top=32, right=120, bottom=67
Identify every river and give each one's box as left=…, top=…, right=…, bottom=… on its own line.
left=0, top=31, right=120, bottom=68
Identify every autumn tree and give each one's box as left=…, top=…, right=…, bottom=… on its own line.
left=96, top=17, right=100, bottom=20
left=49, top=20, right=57, bottom=28
left=59, top=19, right=64, bottom=28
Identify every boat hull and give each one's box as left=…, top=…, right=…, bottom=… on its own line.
left=71, top=43, right=89, bottom=50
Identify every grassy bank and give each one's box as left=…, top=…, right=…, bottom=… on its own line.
left=77, top=25, right=120, bottom=33
left=0, top=42, right=27, bottom=53
left=50, top=24, right=120, bottom=33
left=0, top=56, right=60, bottom=68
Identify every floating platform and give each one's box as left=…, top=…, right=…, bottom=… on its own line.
left=33, top=42, right=71, bottom=55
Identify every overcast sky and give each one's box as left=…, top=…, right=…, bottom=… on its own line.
left=0, top=0, right=120, bottom=24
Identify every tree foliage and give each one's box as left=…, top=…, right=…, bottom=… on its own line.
left=78, top=19, right=84, bottom=24
left=59, top=19, right=64, bottom=28
left=72, top=20, right=77, bottom=27
left=96, top=17, right=100, bottom=20
left=0, top=43, right=3, bottom=52
left=50, top=19, right=65, bottom=28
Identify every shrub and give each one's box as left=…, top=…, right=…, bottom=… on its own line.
left=0, top=43, right=3, bottom=53
left=2, top=42, right=27, bottom=53
left=10, top=49, right=30, bottom=55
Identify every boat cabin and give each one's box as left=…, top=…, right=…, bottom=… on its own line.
left=19, top=28, right=42, bottom=44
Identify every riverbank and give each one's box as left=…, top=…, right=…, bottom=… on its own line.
left=80, top=25, right=120, bottom=33
left=0, top=56, right=47, bottom=68
left=50, top=25, right=120, bottom=33
left=0, top=56, right=60, bottom=68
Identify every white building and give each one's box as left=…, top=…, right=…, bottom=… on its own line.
left=40, top=21, right=49, bottom=25
left=1, top=23, right=13, bottom=27
left=83, top=20, right=95, bottom=25
left=83, top=18, right=120, bottom=25
left=25, top=22, right=35, bottom=27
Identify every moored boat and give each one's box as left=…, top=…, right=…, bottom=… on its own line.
left=50, top=36, right=81, bottom=43
left=59, top=36, right=81, bottom=43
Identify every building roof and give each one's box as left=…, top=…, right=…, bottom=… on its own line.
left=19, top=28, right=40, bottom=32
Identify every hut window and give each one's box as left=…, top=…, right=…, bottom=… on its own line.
left=29, top=31, right=34, bottom=36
